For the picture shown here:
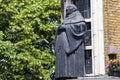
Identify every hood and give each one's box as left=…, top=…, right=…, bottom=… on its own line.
left=63, top=4, right=85, bottom=24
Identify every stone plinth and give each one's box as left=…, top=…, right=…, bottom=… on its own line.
left=65, top=75, right=120, bottom=80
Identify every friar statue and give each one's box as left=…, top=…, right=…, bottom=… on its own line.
left=54, top=4, right=87, bottom=79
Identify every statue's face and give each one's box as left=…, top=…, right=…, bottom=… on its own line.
left=66, top=4, right=77, bottom=17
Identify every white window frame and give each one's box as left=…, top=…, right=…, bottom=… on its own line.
left=91, top=0, right=105, bottom=75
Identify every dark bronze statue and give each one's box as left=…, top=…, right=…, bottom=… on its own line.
left=54, top=4, right=87, bottom=79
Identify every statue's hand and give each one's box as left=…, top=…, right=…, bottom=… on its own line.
left=58, top=24, right=66, bottom=30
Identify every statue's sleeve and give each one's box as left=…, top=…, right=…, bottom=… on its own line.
left=70, top=22, right=87, bottom=37
left=54, top=24, right=69, bottom=54
left=65, top=22, right=87, bottom=54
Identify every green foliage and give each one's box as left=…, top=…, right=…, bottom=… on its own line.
left=0, top=31, right=4, bottom=40
left=0, top=0, right=60, bottom=80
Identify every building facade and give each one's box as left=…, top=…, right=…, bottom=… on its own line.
left=104, top=0, right=120, bottom=59
left=61, top=0, right=120, bottom=76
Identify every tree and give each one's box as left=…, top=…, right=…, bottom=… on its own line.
left=0, top=0, right=60, bottom=79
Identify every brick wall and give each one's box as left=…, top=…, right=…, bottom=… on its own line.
left=104, top=0, right=120, bottom=62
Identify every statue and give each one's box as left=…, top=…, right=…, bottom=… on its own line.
left=54, top=4, right=87, bottom=79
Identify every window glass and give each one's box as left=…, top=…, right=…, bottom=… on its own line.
left=85, top=50, right=92, bottom=74
left=85, top=22, right=91, bottom=46
left=72, top=0, right=91, bottom=18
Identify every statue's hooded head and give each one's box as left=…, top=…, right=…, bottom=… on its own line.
left=66, top=4, right=78, bottom=17
left=63, top=4, right=84, bottom=23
